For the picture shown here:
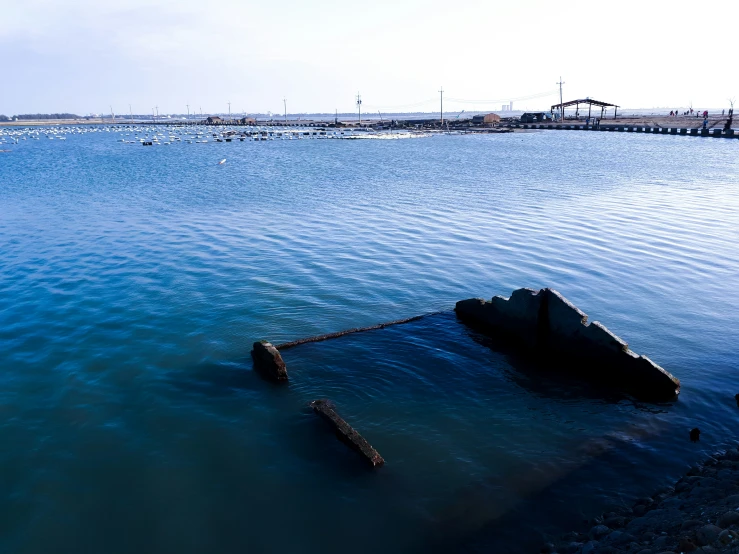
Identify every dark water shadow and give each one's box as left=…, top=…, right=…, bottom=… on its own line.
left=457, top=315, right=671, bottom=413
left=419, top=430, right=671, bottom=554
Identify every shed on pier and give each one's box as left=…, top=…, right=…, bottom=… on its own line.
left=206, top=116, right=223, bottom=124
left=551, top=98, right=620, bottom=120
left=472, top=113, right=501, bottom=125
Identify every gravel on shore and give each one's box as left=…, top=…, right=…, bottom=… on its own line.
left=541, top=444, right=739, bottom=554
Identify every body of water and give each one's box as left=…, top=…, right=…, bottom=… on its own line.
left=1, top=127, right=738, bottom=553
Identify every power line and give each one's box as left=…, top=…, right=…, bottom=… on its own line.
left=446, top=89, right=560, bottom=105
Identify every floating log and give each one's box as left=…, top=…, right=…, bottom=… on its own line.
left=455, top=288, right=680, bottom=401
left=251, top=341, right=288, bottom=382
left=309, top=399, right=385, bottom=468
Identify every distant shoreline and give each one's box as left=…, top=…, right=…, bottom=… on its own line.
left=0, top=112, right=733, bottom=128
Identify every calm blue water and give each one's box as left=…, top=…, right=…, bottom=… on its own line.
left=1, top=127, right=738, bottom=553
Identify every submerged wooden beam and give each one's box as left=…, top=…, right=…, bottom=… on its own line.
left=276, top=313, right=440, bottom=351
left=310, top=399, right=385, bottom=468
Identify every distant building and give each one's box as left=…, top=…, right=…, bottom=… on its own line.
left=472, top=113, right=501, bottom=125
left=206, top=116, right=223, bottom=124
left=240, top=117, right=256, bottom=125
left=520, top=112, right=552, bottom=123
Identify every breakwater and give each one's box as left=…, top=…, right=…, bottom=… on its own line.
left=512, top=122, right=738, bottom=138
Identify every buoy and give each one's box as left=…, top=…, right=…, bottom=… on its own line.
left=218, top=159, right=226, bottom=165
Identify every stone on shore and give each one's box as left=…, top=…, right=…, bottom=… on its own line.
left=251, top=341, right=288, bottom=382
left=718, top=510, right=739, bottom=528
left=455, top=287, right=680, bottom=400
left=309, top=399, right=385, bottom=468
left=696, top=524, right=723, bottom=545
left=550, top=444, right=739, bottom=554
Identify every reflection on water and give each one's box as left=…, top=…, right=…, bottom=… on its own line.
left=0, top=128, right=738, bottom=553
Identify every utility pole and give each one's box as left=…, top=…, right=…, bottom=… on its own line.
left=335, top=108, right=338, bottom=125
left=129, top=104, right=133, bottom=123
left=186, top=104, right=190, bottom=121
left=356, top=92, right=362, bottom=125
left=556, top=77, right=565, bottom=120
left=283, top=98, right=287, bottom=124
left=110, top=105, right=114, bottom=121
left=155, top=106, right=159, bottom=120
left=439, top=86, right=444, bottom=124
left=228, top=101, right=231, bottom=121
left=152, top=108, right=155, bottom=123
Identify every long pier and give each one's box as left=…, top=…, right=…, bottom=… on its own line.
left=510, top=122, right=738, bottom=138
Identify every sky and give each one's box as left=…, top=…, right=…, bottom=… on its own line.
left=2, top=0, right=737, bottom=115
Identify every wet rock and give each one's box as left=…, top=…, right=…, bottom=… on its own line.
left=718, top=528, right=737, bottom=544
left=627, top=517, right=649, bottom=534
left=681, top=519, right=703, bottom=531
left=689, top=487, right=722, bottom=501
left=717, top=510, right=739, bottom=528
left=604, top=516, right=626, bottom=528
left=678, top=536, right=698, bottom=551
left=454, top=288, right=680, bottom=400
left=605, top=530, right=636, bottom=545
left=716, top=469, right=733, bottom=480
left=690, top=428, right=701, bottom=442
left=652, top=535, right=669, bottom=547
left=633, top=504, right=648, bottom=516
left=539, top=542, right=555, bottom=553
left=659, top=497, right=683, bottom=510
left=641, top=531, right=657, bottom=541
left=675, top=481, right=691, bottom=493
left=561, top=541, right=582, bottom=554
left=251, top=341, right=288, bottom=381
left=695, top=524, right=722, bottom=546
left=726, top=450, right=739, bottom=461
left=309, top=399, right=384, bottom=468
left=735, top=393, right=739, bottom=407
left=589, top=524, right=611, bottom=539
left=580, top=540, right=599, bottom=554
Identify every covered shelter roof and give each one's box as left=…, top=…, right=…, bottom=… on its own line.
left=551, top=98, right=619, bottom=111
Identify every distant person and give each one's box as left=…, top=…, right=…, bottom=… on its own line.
left=670, top=110, right=674, bottom=116
left=703, top=110, right=708, bottom=118
left=703, top=117, right=708, bottom=129
left=690, top=108, right=694, bottom=115
left=722, top=109, right=725, bottom=116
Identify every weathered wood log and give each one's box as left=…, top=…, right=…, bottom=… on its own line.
left=455, top=288, right=680, bottom=401
left=251, top=341, right=288, bottom=382
left=309, top=399, right=385, bottom=468
left=276, top=312, right=441, bottom=351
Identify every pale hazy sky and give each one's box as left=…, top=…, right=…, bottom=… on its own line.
left=2, top=0, right=737, bottom=115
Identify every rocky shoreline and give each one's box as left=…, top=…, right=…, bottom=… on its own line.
left=542, top=445, right=739, bottom=554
